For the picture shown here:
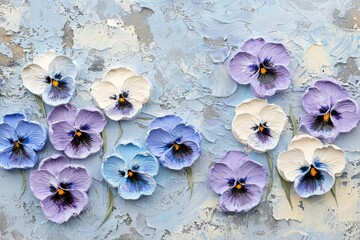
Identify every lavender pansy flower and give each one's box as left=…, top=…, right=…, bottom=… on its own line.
left=300, top=78, right=360, bottom=142
left=30, top=155, right=92, bottom=224
left=209, top=151, right=268, bottom=213
left=229, top=38, right=291, bottom=98
left=91, top=67, right=152, bottom=121
left=232, top=98, right=287, bottom=152
left=277, top=135, right=345, bottom=198
left=146, top=115, right=201, bottom=170
left=21, top=51, right=77, bottom=106
left=102, top=143, right=159, bottom=200
left=0, top=113, right=46, bottom=169
left=47, top=104, right=107, bottom=159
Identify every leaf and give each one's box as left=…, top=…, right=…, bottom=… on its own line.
left=185, top=167, right=194, bottom=200
left=19, top=169, right=27, bottom=200
left=35, top=95, right=46, bottom=118
left=331, top=179, right=338, bottom=207
left=100, top=129, right=107, bottom=161
left=276, top=168, right=293, bottom=210
left=289, top=103, right=298, bottom=136
left=97, top=183, right=114, bottom=230
left=115, top=122, right=123, bottom=145
left=265, top=151, right=273, bottom=199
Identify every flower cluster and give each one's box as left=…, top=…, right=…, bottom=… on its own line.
left=0, top=113, right=46, bottom=169
left=102, top=143, right=159, bottom=200
left=228, top=38, right=291, bottom=98
left=30, top=155, right=92, bottom=223
left=146, top=115, right=201, bottom=170
left=47, top=104, right=107, bottom=159
left=209, top=151, right=268, bottom=212
left=22, top=51, right=77, bottom=106
left=301, top=78, right=360, bottom=142
left=232, top=98, right=287, bottom=152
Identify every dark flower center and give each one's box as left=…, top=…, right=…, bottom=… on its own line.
left=231, top=178, right=247, bottom=194
left=252, top=122, right=271, bottom=143
left=45, top=75, right=66, bottom=89
left=311, top=106, right=340, bottom=132
left=49, top=184, right=75, bottom=207
left=170, top=142, right=193, bottom=159
left=110, top=92, right=133, bottom=113
left=13, top=140, right=21, bottom=150
left=69, top=129, right=92, bottom=148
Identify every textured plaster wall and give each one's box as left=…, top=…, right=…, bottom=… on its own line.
left=0, top=0, right=359, bottom=239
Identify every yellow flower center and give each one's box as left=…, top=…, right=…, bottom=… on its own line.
left=174, top=143, right=180, bottom=151
left=236, top=183, right=242, bottom=189
left=119, top=97, right=126, bottom=103
left=57, top=189, right=65, bottom=196
left=75, top=130, right=82, bottom=137
left=323, top=112, right=330, bottom=122
left=52, top=80, right=59, bottom=87
left=128, top=170, right=133, bottom=177
left=260, top=67, right=267, bottom=75
left=310, top=167, right=317, bottom=177
left=14, top=141, right=20, bottom=149
left=259, top=126, right=264, bottom=132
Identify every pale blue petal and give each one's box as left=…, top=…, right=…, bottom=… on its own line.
left=131, top=152, right=159, bottom=176
left=42, top=77, right=75, bottom=106
left=48, top=56, right=77, bottom=80
left=3, top=113, right=26, bottom=128
left=102, top=155, right=127, bottom=188
left=0, top=145, right=37, bottom=169
left=15, top=120, right=47, bottom=151
left=172, top=123, right=201, bottom=144
left=149, top=115, right=183, bottom=131
left=0, top=123, right=16, bottom=151
left=114, top=143, right=141, bottom=163
left=146, top=128, right=174, bottom=157
left=118, top=172, right=156, bottom=200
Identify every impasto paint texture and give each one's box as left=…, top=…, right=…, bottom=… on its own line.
left=0, top=0, right=359, bottom=239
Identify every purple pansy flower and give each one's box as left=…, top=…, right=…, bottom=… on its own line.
left=47, top=104, right=107, bottom=159
left=0, top=113, right=46, bottom=169
left=209, top=151, right=268, bottom=213
left=228, top=38, right=291, bottom=98
left=146, top=115, right=201, bottom=170
left=102, top=143, right=159, bottom=200
left=30, top=155, right=92, bottom=224
left=300, top=78, right=360, bottom=142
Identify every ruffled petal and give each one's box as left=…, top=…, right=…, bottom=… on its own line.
left=114, top=143, right=141, bottom=164
left=209, top=163, right=235, bottom=194
left=38, top=155, right=70, bottom=176
left=47, top=103, right=77, bottom=126
left=294, top=168, right=334, bottom=198
left=64, top=132, right=102, bottom=159
left=219, top=184, right=263, bottom=213
left=131, top=153, right=159, bottom=176
left=15, top=120, right=46, bottom=151
left=146, top=128, right=174, bottom=157
left=232, top=113, right=259, bottom=144
left=21, top=64, right=48, bottom=95
left=149, top=115, right=183, bottom=132
left=228, top=52, right=258, bottom=85
left=236, top=160, right=268, bottom=189
left=277, top=148, right=309, bottom=182
left=42, top=76, right=75, bottom=106
left=29, top=169, right=58, bottom=200
left=118, top=173, right=156, bottom=200
left=247, top=129, right=280, bottom=152
left=161, top=140, right=200, bottom=170
left=57, top=165, right=92, bottom=192
left=331, top=99, right=360, bottom=132
left=75, top=108, right=106, bottom=133
left=121, top=75, right=152, bottom=104
left=0, top=123, right=16, bottom=151
left=300, top=114, right=339, bottom=143
left=288, top=134, right=323, bottom=163
left=258, top=43, right=291, bottom=66
left=102, top=155, right=127, bottom=187
left=0, top=145, right=37, bottom=169
left=105, top=98, right=142, bottom=121
left=48, top=56, right=77, bottom=80
left=40, top=190, right=88, bottom=224
left=313, top=79, right=350, bottom=106
left=171, top=123, right=201, bottom=144
left=259, top=104, right=287, bottom=134
left=241, top=38, right=266, bottom=56
left=3, top=113, right=26, bottom=128
left=32, top=51, right=58, bottom=70
left=102, top=67, right=134, bottom=92
left=90, top=81, right=119, bottom=110
left=219, top=151, right=250, bottom=173
left=49, top=122, right=74, bottom=151
left=312, top=146, right=345, bottom=176
left=302, top=86, right=330, bottom=114
left=235, top=98, right=267, bottom=116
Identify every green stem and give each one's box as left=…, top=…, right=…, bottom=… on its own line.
left=19, top=169, right=27, bottom=200
left=97, top=183, right=114, bottom=230
left=265, top=152, right=273, bottom=199
left=185, top=167, right=194, bottom=200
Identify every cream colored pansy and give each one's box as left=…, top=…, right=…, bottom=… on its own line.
left=91, top=67, right=152, bottom=121
left=232, top=98, right=287, bottom=152
left=21, top=51, right=77, bottom=106
left=277, top=134, right=346, bottom=198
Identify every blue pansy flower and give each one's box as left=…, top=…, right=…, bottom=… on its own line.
left=102, top=143, right=159, bottom=200
left=0, top=113, right=47, bottom=169
left=146, top=115, right=201, bottom=170
left=277, top=134, right=346, bottom=198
